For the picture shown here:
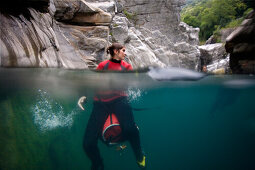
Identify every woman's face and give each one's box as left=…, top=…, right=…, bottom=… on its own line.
left=114, top=47, right=126, bottom=60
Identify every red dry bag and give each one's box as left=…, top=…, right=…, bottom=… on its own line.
left=102, top=113, right=123, bottom=145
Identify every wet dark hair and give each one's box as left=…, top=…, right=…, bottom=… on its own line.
left=106, top=43, right=124, bottom=57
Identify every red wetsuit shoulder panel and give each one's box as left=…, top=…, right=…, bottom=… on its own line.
left=97, top=60, right=110, bottom=70
left=120, top=60, right=133, bottom=70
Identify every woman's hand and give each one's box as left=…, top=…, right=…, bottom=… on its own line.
left=78, top=96, right=87, bottom=110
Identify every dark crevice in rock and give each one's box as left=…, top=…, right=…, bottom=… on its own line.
left=60, top=21, right=105, bottom=27
left=0, top=0, right=49, bottom=17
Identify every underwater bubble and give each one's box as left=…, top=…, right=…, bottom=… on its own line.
left=31, top=89, right=78, bottom=132
left=127, top=87, right=143, bottom=102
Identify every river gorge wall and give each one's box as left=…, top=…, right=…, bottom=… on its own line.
left=0, top=0, right=201, bottom=70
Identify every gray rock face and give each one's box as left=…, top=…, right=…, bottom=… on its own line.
left=199, top=43, right=229, bottom=72
left=117, top=0, right=186, bottom=41
left=179, top=22, right=200, bottom=46
left=54, top=0, right=112, bottom=25
left=0, top=9, right=62, bottom=68
left=0, top=0, right=111, bottom=68
left=220, top=28, right=236, bottom=43
left=206, top=56, right=230, bottom=74
left=202, top=28, right=236, bottom=73
left=199, top=43, right=227, bottom=64
left=111, top=16, right=130, bottom=44
left=1, top=0, right=201, bottom=70
left=109, top=1, right=200, bottom=70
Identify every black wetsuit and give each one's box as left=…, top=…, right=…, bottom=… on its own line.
left=83, top=97, right=143, bottom=170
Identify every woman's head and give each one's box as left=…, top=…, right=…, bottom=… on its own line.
left=107, top=43, right=126, bottom=60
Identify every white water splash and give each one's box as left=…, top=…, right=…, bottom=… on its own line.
left=127, top=88, right=143, bottom=102
left=148, top=67, right=205, bottom=81
left=31, top=89, right=78, bottom=132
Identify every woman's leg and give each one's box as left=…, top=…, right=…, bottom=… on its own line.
left=113, top=97, right=144, bottom=161
left=83, top=101, right=108, bottom=170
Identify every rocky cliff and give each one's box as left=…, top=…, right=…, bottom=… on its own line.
left=225, top=9, right=255, bottom=74
left=0, top=0, right=200, bottom=69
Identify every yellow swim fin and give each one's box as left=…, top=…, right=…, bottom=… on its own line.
left=137, top=155, right=146, bottom=169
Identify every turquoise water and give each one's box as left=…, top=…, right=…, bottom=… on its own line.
left=0, top=68, right=255, bottom=170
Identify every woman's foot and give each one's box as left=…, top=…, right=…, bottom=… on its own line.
left=137, top=155, right=146, bottom=169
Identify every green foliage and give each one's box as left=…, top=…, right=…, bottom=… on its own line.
left=243, top=7, right=253, bottom=16
left=224, top=8, right=252, bottom=28
left=181, top=0, right=249, bottom=42
left=224, top=17, right=243, bottom=28
left=123, top=9, right=138, bottom=26
left=113, top=23, right=119, bottom=27
left=123, top=9, right=137, bottom=21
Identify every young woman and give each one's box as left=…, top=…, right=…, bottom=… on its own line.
left=83, top=43, right=146, bottom=170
